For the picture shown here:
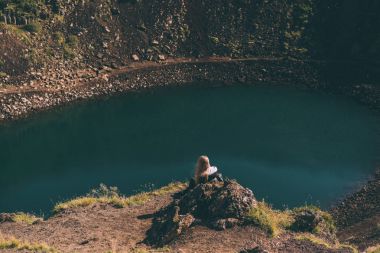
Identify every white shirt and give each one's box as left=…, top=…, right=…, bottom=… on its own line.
left=206, top=166, right=218, bottom=175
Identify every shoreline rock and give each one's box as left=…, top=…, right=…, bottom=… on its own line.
left=1, top=58, right=379, bottom=123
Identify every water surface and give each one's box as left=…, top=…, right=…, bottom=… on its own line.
left=0, top=84, right=379, bottom=214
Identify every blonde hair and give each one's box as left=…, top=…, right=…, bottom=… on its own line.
left=194, top=155, right=210, bottom=184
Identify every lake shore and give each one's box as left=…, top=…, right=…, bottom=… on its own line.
left=1, top=57, right=379, bottom=123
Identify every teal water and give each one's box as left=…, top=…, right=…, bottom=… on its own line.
left=0, top=85, right=379, bottom=214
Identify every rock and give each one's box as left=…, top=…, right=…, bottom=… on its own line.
left=137, top=23, right=147, bottom=32
left=176, top=180, right=256, bottom=220
left=240, top=246, right=270, bottom=253
left=211, top=218, right=240, bottom=230
left=147, top=206, right=195, bottom=246
left=111, top=8, right=120, bottom=15
left=291, top=209, right=322, bottom=232
left=146, top=180, right=256, bottom=245
left=0, top=213, right=13, bottom=223
left=132, top=54, right=140, bottom=61
left=158, top=54, right=166, bottom=61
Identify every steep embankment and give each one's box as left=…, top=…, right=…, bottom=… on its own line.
left=331, top=170, right=380, bottom=251
left=0, top=0, right=380, bottom=120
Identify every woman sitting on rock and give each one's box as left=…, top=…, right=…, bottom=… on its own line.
left=190, top=155, right=223, bottom=187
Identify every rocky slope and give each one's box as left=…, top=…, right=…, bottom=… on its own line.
left=1, top=0, right=380, bottom=82
left=0, top=0, right=379, bottom=121
left=331, top=170, right=380, bottom=251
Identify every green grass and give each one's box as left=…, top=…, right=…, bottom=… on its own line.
left=23, top=22, right=42, bottom=33
left=246, top=201, right=293, bottom=237
left=0, top=233, right=58, bottom=253
left=247, top=203, right=337, bottom=238
left=66, top=35, right=79, bottom=47
left=295, top=234, right=358, bottom=253
left=0, top=71, right=7, bottom=78
left=52, top=32, right=65, bottom=46
left=11, top=212, right=42, bottom=225
left=53, top=182, right=187, bottom=213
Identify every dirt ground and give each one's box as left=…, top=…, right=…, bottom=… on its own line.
left=0, top=190, right=356, bottom=253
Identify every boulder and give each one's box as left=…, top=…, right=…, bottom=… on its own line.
left=147, top=206, right=195, bottom=245
left=146, top=180, right=256, bottom=246
left=177, top=180, right=256, bottom=220
left=291, top=209, right=322, bottom=232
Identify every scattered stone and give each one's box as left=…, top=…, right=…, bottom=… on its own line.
left=211, top=218, right=239, bottom=230
left=132, top=54, right=140, bottom=61
left=158, top=54, right=166, bottom=61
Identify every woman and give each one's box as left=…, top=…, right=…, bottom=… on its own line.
left=193, top=155, right=223, bottom=185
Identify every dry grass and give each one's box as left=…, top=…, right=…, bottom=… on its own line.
left=0, top=23, right=31, bottom=43
left=54, top=182, right=187, bottom=213
left=129, top=246, right=171, bottom=253
left=0, top=233, right=58, bottom=252
left=247, top=201, right=294, bottom=237
left=366, top=245, right=380, bottom=253
left=295, top=234, right=358, bottom=253
left=11, top=212, right=43, bottom=225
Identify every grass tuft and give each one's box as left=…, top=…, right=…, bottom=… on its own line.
left=0, top=233, right=58, bottom=252
left=129, top=246, right=171, bottom=253
left=11, top=212, right=43, bottom=225
left=23, top=22, right=42, bottom=33
left=366, top=245, right=380, bottom=253
left=53, top=182, right=187, bottom=213
left=246, top=201, right=293, bottom=237
left=295, top=234, right=358, bottom=253
left=292, top=205, right=336, bottom=235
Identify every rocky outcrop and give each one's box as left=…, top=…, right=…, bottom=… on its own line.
left=146, top=179, right=256, bottom=246
left=291, top=209, right=323, bottom=232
